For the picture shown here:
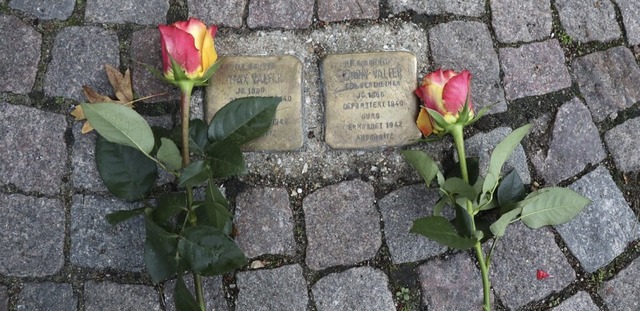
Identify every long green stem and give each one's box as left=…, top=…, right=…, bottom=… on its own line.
left=179, top=85, right=206, bottom=311
left=450, top=125, right=491, bottom=311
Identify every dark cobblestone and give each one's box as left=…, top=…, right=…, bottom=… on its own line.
left=85, top=0, right=169, bottom=25
left=9, top=0, right=75, bottom=20
left=555, top=0, right=620, bottom=43
left=0, top=15, right=41, bottom=94
left=236, top=265, right=308, bottom=311
left=317, top=0, right=379, bottom=22
left=491, top=0, right=552, bottom=43
left=599, top=256, right=640, bottom=310
left=44, top=26, right=119, bottom=102
left=130, top=28, right=179, bottom=104
left=312, top=267, right=395, bottom=311
left=84, top=281, right=160, bottom=311
left=605, top=117, right=640, bottom=173
left=0, top=193, right=64, bottom=277
left=248, top=0, right=313, bottom=29
left=572, top=46, right=640, bottom=122
left=0, top=286, right=6, bottom=311
left=16, top=282, right=76, bottom=311
left=0, top=103, right=67, bottom=196
left=388, top=0, right=484, bottom=16
left=500, top=40, right=572, bottom=100
left=164, top=276, right=227, bottom=311
left=187, top=0, right=246, bottom=28
left=552, top=291, right=598, bottom=311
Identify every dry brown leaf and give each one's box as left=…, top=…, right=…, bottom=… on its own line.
left=105, top=64, right=134, bottom=103
left=82, top=85, right=113, bottom=103
left=81, top=121, right=94, bottom=134
left=70, top=105, right=85, bottom=120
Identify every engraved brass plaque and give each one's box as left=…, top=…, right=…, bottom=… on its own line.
left=322, top=52, right=420, bottom=149
left=205, top=55, right=303, bottom=151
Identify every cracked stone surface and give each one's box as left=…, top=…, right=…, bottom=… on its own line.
left=572, top=46, right=640, bottom=122
left=188, top=0, right=246, bottom=28
left=599, top=256, right=640, bottom=310
left=236, top=265, right=308, bottom=311
left=247, top=0, right=314, bottom=29
left=9, top=0, right=75, bottom=20
left=317, top=0, right=379, bottom=22
left=84, top=281, right=160, bottom=311
left=552, top=291, right=598, bottom=311
left=556, top=166, right=640, bottom=273
left=500, top=40, right=572, bottom=100
left=491, top=0, right=552, bottom=43
left=0, top=15, right=41, bottom=94
left=0, top=103, right=67, bottom=196
left=16, top=282, right=76, bottom=311
left=312, top=267, right=395, bottom=311
left=531, top=98, right=606, bottom=185
left=304, top=180, right=381, bottom=270
left=605, top=117, right=640, bottom=173
left=0, top=193, right=64, bottom=277
left=235, top=187, right=297, bottom=258
left=430, top=21, right=507, bottom=114
left=555, top=0, right=620, bottom=43
left=388, top=0, right=485, bottom=16
left=85, top=0, right=169, bottom=24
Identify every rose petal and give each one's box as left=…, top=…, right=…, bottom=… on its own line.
left=416, top=107, right=434, bottom=136
left=536, top=269, right=551, bottom=280
left=442, top=70, right=472, bottom=114
left=158, top=24, right=201, bottom=76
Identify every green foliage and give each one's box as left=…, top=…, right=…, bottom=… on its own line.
left=177, top=226, right=247, bottom=275
left=208, top=97, right=280, bottom=144
left=174, top=275, right=200, bottom=311
left=400, top=150, right=440, bottom=185
left=520, top=187, right=590, bottom=228
left=157, top=138, right=182, bottom=171
left=411, top=216, right=477, bottom=250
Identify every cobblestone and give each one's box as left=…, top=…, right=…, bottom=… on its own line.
left=572, top=46, right=640, bottom=122
left=236, top=265, right=308, bottom=311
left=312, top=267, right=395, bottom=311
left=130, top=28, right=179, bottom=104
left=9, top=0, right=75, bottom=20
left=164, top=276, right=227, bottom=311
left=491, top=0, right=552, bottom=43
left=605, top=117, right=640, bottom=172
left=531, top=98, right=605, bottom=185
left=618, top=0, right=640, bottom=45
left=0, top=15, right=41, bottom=94
left=84, top=281, right=160, bottom=311
left=85, top=0, right=168, bottom=24
left=187, top=0, right=246, bottom=28
left=70, top=194, right=145, bottom=272
left=235, top=187, right=296, bottom=258
left=317, top=0, right=379, bottom=22
left=44, top=26, right=119, bottom=102
left=0, top=103, right=67, bottom=196
left=418, top=253, right=489, bottom=310
left=0, top=286, right=6, bottom=311
left=556, top=166, right=640, bottom=272
left=388, top=0, right=484, bottom=16
left=552, top=291, right=598, bottom=311
left=16, top=282, right=76, bottom=311
left=378, top=185, right=448, bottom=264
left=599, top=256, right=640, bottom=310
left=555, top=0, right=620, bottom=43
left=500, top=40, right=572, bottom=100
left=489, top=222, right=575, bottom=310
left=430, top=21, right=506, bottom=114
left=0, top=193, right=64, bottom=277
left=247, top=0, right=314, bottom=29
left=303, top=180, right=381, bottom=270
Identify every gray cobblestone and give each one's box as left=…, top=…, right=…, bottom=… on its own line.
left=312, top=267, right=395, bottom=311
left=464, top=127, right=531, bottom=184
left=303, top=180, right=381, bottom=270
left=531, top=98, right=605, bottom=185
left=0, top=286, right=6, bottom=311
left=0, top=15, right=41, bottom=94
left=605, top=117, right=640, bottom=172
left=84, top=281, right=160, bottom=311
left=500, top=40, right=572, bottom=100
left=418, top=253, right=488, bottom=310
left=44, top=26, right=119, bottom=102
left=164, top=276, right=227, bottom=311
left=9, top=0, right=75, bottom=20
left=572, top=46, right=640, bottom=122
left=555, top=0, right=620, bottom=43
left=618, top=0, right=640, bottom=45
left=552, top=291, right=598, bottom=311
left=0, top=193, right=64, bottom=277
left=85, top=0, right=168, bottom=24
left=430, top=21, right=506, bottom=114
left=16, top=282, right=76, bottom=311
left=599, top=256, right=640, bottom=310
left=379, top=185, right=447, bottom=264
left=235, top=187, right=296, bottom=258
left=188, top=0, right=246, bottom=28
left=236, top=265, right=308, bottom=311
left=130, top=28, right=178, bottom=104
left=0, top=103, right=67, bottom=196
left=388, top=0, right=484, bottom=16
left=318, top=0, right=379, bottom=22
left=248, top=0, right=313, bottom=29
left=489, top=222, right=575, bottom=310
left=491, top=0, right=552, bottom=43
left=556, top=166, right=640, bottom=273
left=70, top=194, right=145, bottom=272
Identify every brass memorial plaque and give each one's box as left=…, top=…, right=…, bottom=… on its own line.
left=323, top=52, right=421, bottom=149
left=205, top=55, right=303, bottom=151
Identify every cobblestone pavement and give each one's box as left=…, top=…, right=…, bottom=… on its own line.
left=1, top=0, right=640, bottom=310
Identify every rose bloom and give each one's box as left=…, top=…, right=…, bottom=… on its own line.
left=415, top=69, right=473, bottom=136
left=159, top=18, right=218, bottom=80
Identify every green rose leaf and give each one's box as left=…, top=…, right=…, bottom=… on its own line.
left=411, top=216, right=477, bottom=250
left=446, top=157, right=480, bottom=185
left=174, top=275, right=200, bottom=311
left=198, top=182, right=232, bottom=234
left=157, top=138, right=182, bottom=171
left=177, top=226, right=247, bottom=276
left=442, top=177, right=477, bottom=202
left=486, top=124, right=531, bottom=181
left=205, top=140, right=246, bottom=179
left=105, top=207, right=146, bottom=225
left=96, top=135, right=157, bottom=201
left=520, top=187, right=591, bottom=228
left=400, top=150, right=440, bottom=186
left=451, top=203, right=474, bottom=238
left=497, top=169, right=525, bottom=207
left=178, top=160, right=211, bottom=188
left=208, top=97, right=281, bottom=145
left=188, top=119, right=209, bottom=154
left=81, top=102, right=155, bottom=154
left=153, top=193, right=187, bottom=224
left=144, top=216, right=180, bottom=284
left=489, top=207, right=523, bottom=237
